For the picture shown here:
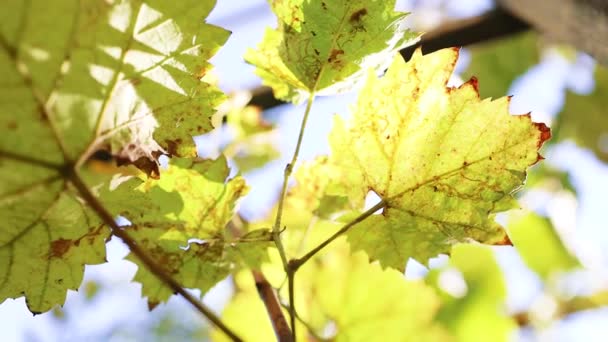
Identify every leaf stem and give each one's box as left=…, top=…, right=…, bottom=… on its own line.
left=68, top=167, right=243, bottom=342
left=271, top=92, right=316, bottom=340
left=290, top=200, right=386, bottom=271
left=272, top=93, right=316, bottom=263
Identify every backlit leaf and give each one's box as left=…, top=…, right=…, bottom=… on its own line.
left=0, top=0, right=228, bottom=313
left=245, top=0, right=420, bottom=103
left=331, top=48, right=550, bottom=269
left=507, top=212, right=580, bottom=279
left=100, top=157, right=259, bottom=306
left=556, top=65, right=608, bottom=162
left=429, top=244, right=515, bottom=342
left=311, top=244, right=449, bottom=341
left=462, top=32, right=539, bottom=99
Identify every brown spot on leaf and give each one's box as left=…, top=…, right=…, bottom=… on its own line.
left=7, top=121, right=17, bottom=130
left=147, top=301, right=160, bottom=311
left=116, top=155, right=160, bottom=179
left=468, top=76, right=479, bottom=93
left=165, top=138, right=183, bottom=156
left=349, top=8, right=367, bottom=23
left=50, top=239, right=72, bottom=258
left=533, top=120, right=552, bottom=148
left=494, top=234, right=513, bottom=246
left=129, top=77, right=141, bottom=86
left=328, top=49, right=344, bottom=63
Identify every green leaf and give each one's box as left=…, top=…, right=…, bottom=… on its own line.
left=525, top=164, right=576, bottom=194
left=311, top=247, right=449, bottom=341
left=331, top=48, right=550, bottom=269
left=556, top=65, right=608, bottom=162
left=101, top=157, right=247, bottom=242
left=245, top=0, right=420, bottom=103
left=430, top=244, right=515, bottom=342
left=507, top=212, right=580, bottom=279
left=126, top=227, right=271, bottom=309
left=0, top=186, right=108, bottom=313
left=462, top=32, right=539, bottom=99
left=0, top=0, right=228, bottom=313
left=100, top=157, right=265, bottom=306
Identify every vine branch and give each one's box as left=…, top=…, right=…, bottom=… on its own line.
left=68, top=167, right=242, bottom=342
left=252, top=271, right=293, bottom=342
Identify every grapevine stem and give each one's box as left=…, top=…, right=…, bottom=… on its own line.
left=68, top=167, right=243, bottom=342
left=271, top=92, right=316, bottom=340
left=290, top=200, right=386, bottom=270
left=252, top=271, right=293, bottom=342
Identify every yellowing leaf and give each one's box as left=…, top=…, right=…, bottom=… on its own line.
left=332, top=48, right=550, bottom=269
left=126, top=227, right=271, bottom=308
left=0, top=187, right=108, bottom=313
left=245, top=0, right=420, bottom=102
left=507, top=212, right=580, bottom=279
left=0, top=0, right=228, bottom=313
left=101, top=157, right=246, bottom=242
left=99, top=158, right=266, bottom=306
left=430, top=244, right=515, bottom=342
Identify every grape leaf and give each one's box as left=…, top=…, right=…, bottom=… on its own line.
left=331, top=48, right=550, bottom=270
left=311, top=245, right=449, bottom=341
left=507, top=212, right=580, bottom=279
left=125, top=227, right=271, bottom=309
left=429, top=244, right=515, bottom=341
left=0, top=0, right=228, bottom=313
left=245, top=0, right=420, bottom=103
left=99, top=157, right=268, bottom=306
left=462, top=32, right=539, bottom=99
left=556, top=65, right=608, bottom=162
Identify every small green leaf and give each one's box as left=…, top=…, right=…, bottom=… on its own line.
left=463, top=32, right=539, bottom=99
left=331, top=48, right=550, bottom=269
left=507, top=212, right=580, bottom=279
left=245, top=0, right=419, bottom=103
left=556, top=65, right=608, bottom=162
left=312, top=248, right=448, bottom=342
left=430, top=244, right=515, bottom=342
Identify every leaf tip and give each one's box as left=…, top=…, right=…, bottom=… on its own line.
left=467, top=76, right=479, bottom=93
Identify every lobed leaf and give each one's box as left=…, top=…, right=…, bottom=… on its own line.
left=311, top=247, right=449, bottom=342
left=331, top=48, right=550, bottom=269
left=99, top=157, right=268, bottom=306
left=0, top=0, right=229, bottom=313
left=245, top=0, right=420, bottom=103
